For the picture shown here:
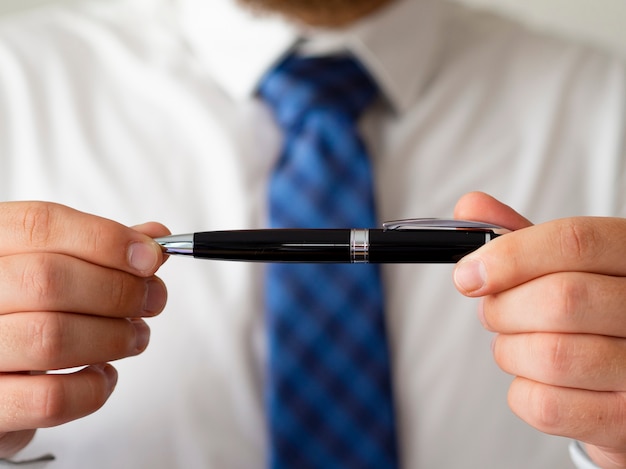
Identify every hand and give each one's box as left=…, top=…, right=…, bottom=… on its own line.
left=453, top=192, right=626, bottom=469
left=0, top=201, right=169, bottom=457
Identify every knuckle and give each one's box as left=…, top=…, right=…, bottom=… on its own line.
left=511, top=379, right=565, bottom=434
left=547, top=274, right=587, bottom=327
left=110, top=280, right=131, bottom=313
left=541, top=334, right=573, bottom=382
left=509, top=380, right=563, bottom=433
left=26, top=369, right=112, bottom=429
left=20, top=254, right=64, bottom=307
left=104, top=319, right=136, bottom=357
left=26, top=313, right=65, bottom=369
left=556, top=219, right=597, bottom=262
left=20, top=203, right=56, bottom=249
left=31, top=379, right=67, bottom=427
left=529, top=386, right=563, bottom=433
left=76, top=224, right=107, bottom=258
left=100, top=274, right=139, bottom=315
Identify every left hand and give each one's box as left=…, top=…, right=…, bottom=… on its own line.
left=453, top=192, right=626, bottom=469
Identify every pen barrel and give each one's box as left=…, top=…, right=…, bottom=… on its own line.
left=368, top=229, right=494, bottom=263
left=194, top=230, right=351, bottom=262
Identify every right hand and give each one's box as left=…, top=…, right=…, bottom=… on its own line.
left=0, top=201, right=169, bottom=457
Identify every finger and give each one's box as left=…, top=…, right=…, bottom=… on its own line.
left=0, top=365, right=118, bottom=432
left=585, top=444, right=626, bottom=469
left=481, top=272, right=626, bottom=337
left=0, top=313, right=150, bottom=372
left=453, top=191, right=533, bottom=231
left=0, top=202, right=166, bottom=276
left=0, top=430, right=36, bottom=459
left=507, top=377, right=626, bottom=450
left=0, top=253, right=167, bottom=318
left=493, top=333, right=626, bottom=392
left=454, top=216, right=626, bottom=296
left=131, top=222, right=171, bottom=239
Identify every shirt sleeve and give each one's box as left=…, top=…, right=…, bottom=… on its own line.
left=569, top=441, right=600, bottom=469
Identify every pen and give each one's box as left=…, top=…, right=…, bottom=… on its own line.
left=155, top=219, right=507, bottom=264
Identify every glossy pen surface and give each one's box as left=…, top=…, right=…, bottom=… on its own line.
left=155, top=227, right=500, bottom=264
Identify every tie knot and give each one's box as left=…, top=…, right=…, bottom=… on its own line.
left=259, top=54, right=379, bottom=130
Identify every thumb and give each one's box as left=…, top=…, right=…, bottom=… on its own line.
left=131, top=222, right=171, bottom=267
left=454, top=192, right=532, bottom=231
left=452, top=192, right=532, bottom=296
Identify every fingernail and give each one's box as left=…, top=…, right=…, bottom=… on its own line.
left=102, top=364, right=118, bottom=392
left=143, top=279, right=167, bottom=316
left=128, top=241, right=159, bottom=274
left=454, top=258, right=487, bottom=294
left=476, top=298, right=491, bottom=330
left=131, top=319, right=151, bottom=354
left=92, top=363, right=118, bottom=393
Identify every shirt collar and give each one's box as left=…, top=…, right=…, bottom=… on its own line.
left=176, top=0, right=443, bottom=113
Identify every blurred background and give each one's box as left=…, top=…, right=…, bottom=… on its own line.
left=0, top=0, right=625, bottom=56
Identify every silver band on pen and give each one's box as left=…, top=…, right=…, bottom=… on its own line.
left=350, top=229, right=369, bottom=263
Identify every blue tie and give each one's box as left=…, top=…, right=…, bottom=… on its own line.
left=259, top=54, right=399, bottom=469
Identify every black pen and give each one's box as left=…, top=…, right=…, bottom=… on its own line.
left=155, top=219, right=507, bottom=264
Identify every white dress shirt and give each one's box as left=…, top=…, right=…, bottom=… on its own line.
left=1, top=0, right=624, bottom=467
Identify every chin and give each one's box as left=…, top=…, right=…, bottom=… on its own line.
left=236, top=0, right=393, bottom=27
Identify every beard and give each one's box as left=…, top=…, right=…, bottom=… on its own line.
left=237, top=0, right=393, bottom=27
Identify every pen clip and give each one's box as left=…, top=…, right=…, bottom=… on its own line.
left=382, top=218, right=510, bottom=235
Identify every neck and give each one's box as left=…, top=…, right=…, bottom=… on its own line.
left=241, top=0, right=394, bottom=28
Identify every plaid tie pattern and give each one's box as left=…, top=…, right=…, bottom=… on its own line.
left=259, top=54, right=399, bottom=469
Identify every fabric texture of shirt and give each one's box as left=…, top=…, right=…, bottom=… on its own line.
left=1, top=0, right=624, bottom=467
